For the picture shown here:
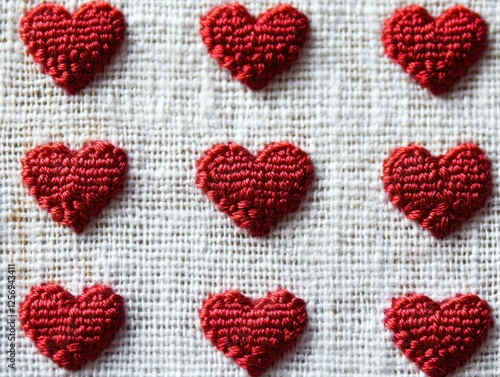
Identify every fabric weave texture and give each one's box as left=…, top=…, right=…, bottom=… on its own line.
left=1, top=1, right=500, bottom=376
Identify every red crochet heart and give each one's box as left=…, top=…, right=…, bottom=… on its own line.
left=20, top=2, right=125, bottom=94
left=382, top=5, right=487, bottom=94
left=200, top=3, right=310, bottom=90
left=196, top=142, right=314, bottom=236
left=200, top=290, right=307, bottom=377
left=382, top=144, right=491, bottom=238
left=19, top=283, right=125, bottom=371
left=21, top=141, right=128, bottom=233
left=384, top=294, right=493, bottom=377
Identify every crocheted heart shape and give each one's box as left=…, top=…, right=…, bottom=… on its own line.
left=20, top=2, right=125, bottom=94
left=384, top=294, right=493, bottom=377
left=21, top=141, right=128, bottom=233
left=200, top=3, right=310, bottom=90
left=19, top=283, right=125, bottom=371
left=382, top=144, right=491, bottom=238
left=200, top=290, right=307, bottom=377
left=382, top=5, right=487, bottom=95
left=196, top=142, right=314, bottom=236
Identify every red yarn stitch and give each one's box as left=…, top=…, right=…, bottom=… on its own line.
left=382, top=143, right=491, bottom=238
left=382, top=5, right=487, bottom=95
left=200, top=289, right=307, bottom=377
left=21, top=141, right=128, bottom=233
left=20, top=2, right=125, bottom=94
left=19, top=283, right=125, bottom=371
left=200, top=3, right=310, bottom=90
left=196, top=142, right=314, bottom=237
left=384, top=293, right=493, bottom=377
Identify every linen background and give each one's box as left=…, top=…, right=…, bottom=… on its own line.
left=1, top=0, right=500, bottom=376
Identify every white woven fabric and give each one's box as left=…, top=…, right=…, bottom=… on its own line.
left=1, top=0, right=500, bottom=376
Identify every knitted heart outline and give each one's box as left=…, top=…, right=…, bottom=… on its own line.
left=20, top=2, right=126, bottom=94
left=384, top=293, right=493, bottom=377
left=19, top=283, right=125, bottom=371
left=200, top=289, right=308, bottom=377
left=21, top=141, right=128, bottom=233
left=382, top=5, right=487, bottom=95
left=200, top=3, right=310, bottom=90
left=382, top=143, right=492, bottom=238
left=196, top=142, right=314, bottom=237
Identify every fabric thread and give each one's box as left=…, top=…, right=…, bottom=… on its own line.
left=382, top=143, right=492, bottom=239
left=200, top=289, right=307, bottom=377
left=200, top=3, right=310, bottom=90
left=19, top=283, right=125, bottom=371
left=20, top=2, right=126, bottom=94
left=382, top=5, right=487, bottom=95
left=384, top=293, right=493, bottom=377
left=21, top=141, right=128, bottom=234
left=196, top=142, right=314, bottom=237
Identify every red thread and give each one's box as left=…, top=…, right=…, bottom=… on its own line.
left=19, top=283, right=125, bottom=371
left=21, top=141, right=128, bottom=234
left=382, top=143, right=491, bottom=238
left=20, top=2, right=125, bottom=94
left=200, top=3, right=310, bottom=90
left=384, top=293, right=493, bottom=377
left=200, top=289, right=307, bottom=377
left=382, top=5, right=487, bottom=95
left=196, top=142, right=314, bottom=237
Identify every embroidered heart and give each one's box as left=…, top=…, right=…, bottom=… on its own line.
left=20, top=2, right=126, bottom=94
left=21, top=141, right=128, bottom=233
left=384, top=293, right=493, bottom=377
left=382, top=5, right=487, bottom=95
left=200, top=289, right=307, bottom=377
left=196, top=142, right=314, bottom=236
left=19, top=283, right=125, bottom=370
left=382, top=143, right=491, bottom=238
left=200, top=3, right=310, bottom=90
